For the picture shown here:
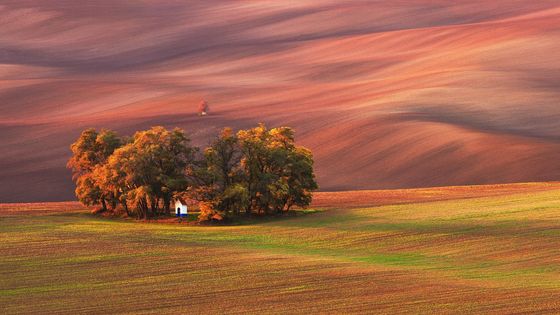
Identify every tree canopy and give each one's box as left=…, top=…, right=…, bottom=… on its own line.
left=68, top=124, right=317, bottom=221
left=67, top=129, right=123, bottom=211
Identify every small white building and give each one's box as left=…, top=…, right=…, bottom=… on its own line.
left=174, top=198, right=188, bottom=218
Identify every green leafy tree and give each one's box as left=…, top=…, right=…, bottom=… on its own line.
left=191, top=128, right=247, bottom=221
left=102, top=126, right=196, bottom=219
left=235, top=123, right=318, bottom=215
left=236, top=123, right=271, bottom=214
left=284, top=147, right=318, bottom=211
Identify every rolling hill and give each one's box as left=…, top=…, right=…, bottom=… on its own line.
left=2, top=183, right=560, bottom=313
left=2, top=1, right=560, bottom=201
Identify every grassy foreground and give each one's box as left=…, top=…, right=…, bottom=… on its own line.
left=2, top=183, right=560, bottom=314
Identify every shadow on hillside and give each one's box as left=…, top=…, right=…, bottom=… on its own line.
left=58, top=209, right=325, bottom=227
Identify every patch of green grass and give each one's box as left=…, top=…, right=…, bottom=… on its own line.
left=0, top=282, right=113, bottom=297
left=280, top=285, right=309, bottom=293
left=351, top=252, right=433, bottom=266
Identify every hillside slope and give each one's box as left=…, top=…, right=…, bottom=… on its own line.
left=1, top=1, right=560, bottom=201
left=2, top=183, right=560, bottom=313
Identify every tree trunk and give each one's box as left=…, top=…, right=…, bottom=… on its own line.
left=245, top=199, right=253, bottom=216
left=163, top=195, right=171, bottom=215
left=140, top=197, right=149, bottom=219
left=109, top=193, right=117, bottom=211
left=123, top=201, right=131, bottom=217
left=150, top=198, right=157, bottom=217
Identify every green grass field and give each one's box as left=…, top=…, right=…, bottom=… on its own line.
left=2, top=183, right=560, bottom=314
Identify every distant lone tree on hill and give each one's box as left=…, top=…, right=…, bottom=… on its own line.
left=198, top=100, right=209, bottom=116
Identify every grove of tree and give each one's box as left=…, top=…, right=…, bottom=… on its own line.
left=68, top=124, right=318, bottom=221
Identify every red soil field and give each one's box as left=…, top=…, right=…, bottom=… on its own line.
left=1, top=1, right=560, bottom=202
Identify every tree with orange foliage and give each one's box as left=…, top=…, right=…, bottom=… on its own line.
left=198, top=100, right=209, bottom=116
left=67, top=129, right=123, bottom=212
left=69, top=126, right=196, bottom=219
left=69, top=123, right=317, bottom=222
left=104, top=126, right=197, bottom=219
left=197, top=201, right=224, bottom=222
